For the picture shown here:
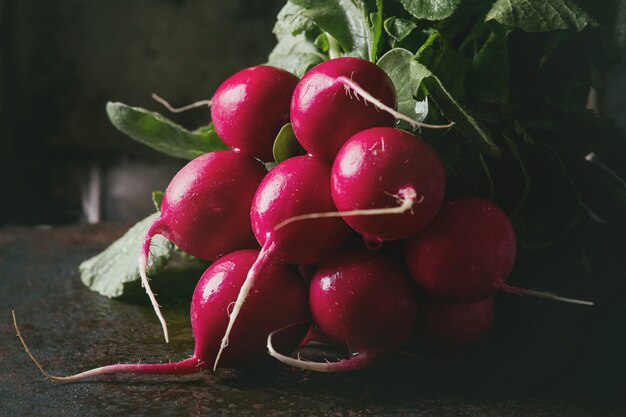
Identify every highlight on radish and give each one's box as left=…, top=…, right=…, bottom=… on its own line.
left=403, top=196, right=593, bottom=306
left=290, top=57, right=453, bottom=162
left=331, top=127, right=446, bottom=246
left=268, top=248, right=418, bottom=372
left=140, top=150, right=267, bottom=342
left=13, top=249, right=309, bottom=381
left=211, top=66, right=299, bottom=161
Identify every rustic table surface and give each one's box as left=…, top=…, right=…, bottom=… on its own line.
left=0, top=224, right=624, bottom=416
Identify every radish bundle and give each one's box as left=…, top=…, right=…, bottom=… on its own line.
left=20, top=0, right=624, bottom=383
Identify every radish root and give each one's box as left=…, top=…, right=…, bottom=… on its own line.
left=13, top=310, right=202, bottom=381
left=213, top=239, right=279, bottom=371
left=267, top=326, right=373, bottom=372
left=336, top=76, right=454, bottom=130
left=274, top=188, right=422, bottom=232
left=139, top=226, right=170, bottom=343
left=151, top=93, right=212, bottom=113
left=498, top=282, right=594, bottom=306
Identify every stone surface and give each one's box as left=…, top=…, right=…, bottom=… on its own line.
left=0, top=225, right=624, bottom=416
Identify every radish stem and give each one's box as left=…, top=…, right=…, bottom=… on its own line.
left=274, top=188, right=421, bottom=232
left=213, top=239, right=279, bottom=371
left=151, top=93, right=212, bottom=113
left=337, top=76, right=454, bottom=130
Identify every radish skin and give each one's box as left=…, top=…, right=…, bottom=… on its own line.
left=212, top=66, right=299, bottom=161
left=331, top=127, right=446, bottom=243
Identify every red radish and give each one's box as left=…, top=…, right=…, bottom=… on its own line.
left=290, top=57, right=395, bottom=161
left=214, top=155, right=351, bottom=369
left=211, top=65, right=299, bottom=161
left=290, top=57, right=452, bottom=162
left=268, top=249, right=418, bottom=372
left=415, top=298, right=495, bottom=352
left=14, top=249, right=309, bottom=381
left=331, top=127, right=446, bottom=245
left=139, top=150, right=266, bottom=342
left=403, top=196, right=593, bottom=305
left=251, top=155, right=352, bottom=264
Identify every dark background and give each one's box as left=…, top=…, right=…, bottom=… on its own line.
left=1, top=0, right=626, bottom=227
left=0, top=0, right=284, bottom=226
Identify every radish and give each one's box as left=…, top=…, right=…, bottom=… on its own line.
left=403, top=196, right=593, bottom=305
left=290, top=57, right=453, bottom=161
left=414, top=298, right=495, bottom=352
left=139, top=150, right=266, bottom=342
left=211, top=65, right=299, bottom=161
left=268, top=248, right=418, bottom=372
left=251, top=155, right=352, bottom=264
left=330, top=127, right=446, bottom=245
left=213, top=155, right=351, bottom=369
left=14, top=249, right=309, bottom=381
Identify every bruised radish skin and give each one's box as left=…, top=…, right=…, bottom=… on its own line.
left=139, top=150, right=266, bottom=341
left=212, top=66, right=299, bottom=161
left=415, top=298, right=495, bottom=353
left=403, top=197, right=593, bottom=306
left=251, top=155, right=352, bottom=265
left=331, top=127, right=446, bottom=244
left=14, top=250, right=309, bottom=381
left=290, top=57, right=396, bottom=162
left=269, top=249, right=418, bottom=372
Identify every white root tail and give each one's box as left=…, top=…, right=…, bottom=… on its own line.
left=336, top=76, right=454, bottom=130
left=267, top=327, right=373, bottom=372
left=498, top=283, right=594, bottom=306
left=151, top=93, right=212, bottom=113
left=138, top=248, right=170, bottom=343
left=274, top=188, right=422, bottom=232
left=213, top=240, right=278, bottom=371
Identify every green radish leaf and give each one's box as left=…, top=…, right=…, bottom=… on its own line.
left=415, top=29, right=470, bottom=101
left=468, top=29, right=511, bottom=105
left=369, top=0, right=384, bottom=61
left=79, top=213, right=175, bottom=298
left=192, top=123, right=227, bottom=149
left=106, top=102, right=228, bottom=160
left=383, top=17, right=417, bottom=43
left=268, top=32, right=326, bottom=77
left=273, top=1, right=316, bottom=39
left=152, top=191, right=164, bottom=211
left=508, top=140, right=581, bottom=250
left=291, top=0, right=376, bottom=60
left=486, top=0, right=598, bottom=32
left=314, top=32, right=330, bottom=52
left=398, top=0, right=461, bottom=20
left=410, top=60, right=501, bottom=156
left=272, top=123, right=306, bottom=163
left=377, top=48, right=425, bottom=123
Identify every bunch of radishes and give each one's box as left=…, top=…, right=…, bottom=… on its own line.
left=17, top=57, right=592, bottom=382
